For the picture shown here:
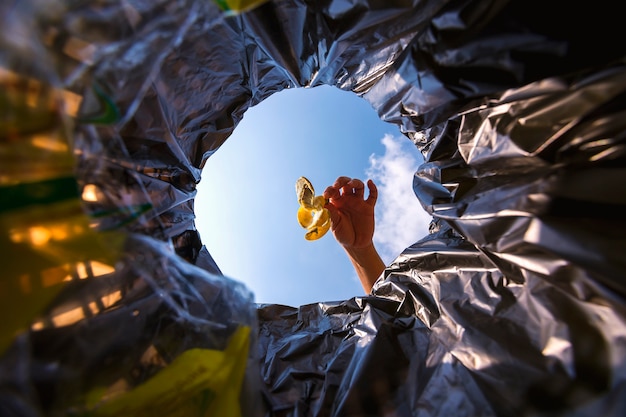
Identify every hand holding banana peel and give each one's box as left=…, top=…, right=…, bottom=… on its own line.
left=295, top=177, right=331, bottom=241
left=296, top=175, right=385, bottom=293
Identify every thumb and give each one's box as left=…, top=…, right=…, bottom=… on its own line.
left=365, top=179, right=378, bottom=206
left=324, top=201, right=341, bottom=226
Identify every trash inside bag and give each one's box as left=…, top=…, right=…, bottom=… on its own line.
left=0, top=27, right=256, bottom=415
left=81, top=325, right=251, bottom=417
left=2, top=0, right=626, bottom=416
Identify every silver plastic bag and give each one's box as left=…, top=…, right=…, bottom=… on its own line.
left=1, top=0, right=625, bottom=416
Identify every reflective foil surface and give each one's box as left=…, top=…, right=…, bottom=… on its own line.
left=1, top=0, right=625, bottom=416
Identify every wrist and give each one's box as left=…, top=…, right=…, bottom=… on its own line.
left=342, top=242, right=377, bottom=258
left=342, top=242, right=385, bottom=293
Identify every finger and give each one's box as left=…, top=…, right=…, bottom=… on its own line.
left=324, top=202, right=341, bottom=229
left=350, top=179, right=365, bottom=199
left=340, top=184, right=354, bottom=197
left=333, top=176, right=351, bottom=189
left=323, top=185, right=340, bottom=200
left=365, top=179, right=378, bottom=206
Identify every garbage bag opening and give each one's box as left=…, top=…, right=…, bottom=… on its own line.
left=195, top=85, right=429, bottom=307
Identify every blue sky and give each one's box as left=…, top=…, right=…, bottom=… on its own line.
left=195, top=85, right=431, bottom=307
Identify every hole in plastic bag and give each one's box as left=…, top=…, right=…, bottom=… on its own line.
left=196, top=85, right=428, bottom=306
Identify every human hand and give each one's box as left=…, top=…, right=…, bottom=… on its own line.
left=323, top=177, right=378, bottom=249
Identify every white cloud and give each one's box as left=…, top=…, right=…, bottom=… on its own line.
left=366, top=134, right=432, bottom=264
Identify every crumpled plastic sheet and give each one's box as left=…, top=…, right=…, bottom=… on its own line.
left=2, top=0, right=626, bottom=416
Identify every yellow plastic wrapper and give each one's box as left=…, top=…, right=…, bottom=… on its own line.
left=82, top=326, right=251, bottom=417
left=213, top=0, right=270, bottom=15
left=0, top=69, right=125, bottom=354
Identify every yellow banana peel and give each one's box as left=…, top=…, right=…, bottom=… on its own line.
left=295, top=177, right=330, bottom=241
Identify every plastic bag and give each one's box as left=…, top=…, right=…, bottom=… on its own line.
left=2, top=1, right=626, bottom=416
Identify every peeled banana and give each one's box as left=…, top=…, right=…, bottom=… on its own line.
left=295, top=177, right=330, bottom=241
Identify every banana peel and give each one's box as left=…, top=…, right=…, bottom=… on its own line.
left=295, top=177, right=330, bottom=241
